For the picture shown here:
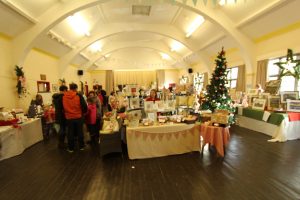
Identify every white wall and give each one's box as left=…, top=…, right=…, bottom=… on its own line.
left=164, top=69, right=179, bottom=88
left=90, top=70, right=106, bottom=90
left=0, top=36, right=16, bottom=110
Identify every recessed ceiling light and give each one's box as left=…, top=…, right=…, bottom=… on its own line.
left=186, top=15, right=205, bottom=38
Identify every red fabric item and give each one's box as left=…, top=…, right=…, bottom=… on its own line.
left=288, top=112, right=300, bottom=122
left=0, top=119, right=18, bottom=126
left=85, top=104, right=97, bottom=124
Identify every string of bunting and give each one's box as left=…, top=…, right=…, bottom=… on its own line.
left=129, top=128, right=196, bottom=141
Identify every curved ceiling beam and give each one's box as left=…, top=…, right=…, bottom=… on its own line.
left=88, top=46, right=177, bottom=70
left=179, top=1, right=256, bottom=73
left=13, top=0, right=256, bottom=75
left=82, top=41, right=181, bottom=70
left=59, top=24, right=195, bottom=74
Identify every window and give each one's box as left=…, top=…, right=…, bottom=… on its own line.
left=193, top=73, right=204, bottom=92
left=226, top=67, right=238, bottom=89
left=267, top=55, right=299, bottom=91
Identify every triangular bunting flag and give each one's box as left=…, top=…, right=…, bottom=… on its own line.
left=158, top=134, right=164, bottom=141
left=135, top=131, right=141, bottom=138
left=166, top=133, right=172, bottom=140
left=143, top=132, right=149, bottom=140
left=174, top=132, right=179, bottom=139
left=150, top=133, right=157, bottom=141
left=202, top=0, right=208, bottom=5
left=192, top=0, right=198, bottom=6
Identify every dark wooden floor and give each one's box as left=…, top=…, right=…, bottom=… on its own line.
left=1, top=125, right=300, bottom=200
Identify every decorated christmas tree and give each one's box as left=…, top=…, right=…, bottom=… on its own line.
left=201, top=48, right=235, bottom=123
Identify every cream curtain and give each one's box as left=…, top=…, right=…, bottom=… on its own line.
left=256, top=59, right=268, bottom=89
left=203, top=72, right=208, bottom=89
left=114, top=71, right=156, bottom=88
left=156, top=70, right=165, bottom=89
left=236, top=65, right=246, bottom=92
left=105, top=70, right=114, bottom=93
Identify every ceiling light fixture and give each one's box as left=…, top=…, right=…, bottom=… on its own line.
left=67, top=13, right=90, bottom=36
left=89, top=41, right=102, bottom=53
left=186, top=15, right=205, bottom=38
left=160, top=52, right=171, bottom=60
left=171, top=41, right=184, bottom=52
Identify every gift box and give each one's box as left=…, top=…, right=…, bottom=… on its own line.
left=211, top=113, right=229, bottom=125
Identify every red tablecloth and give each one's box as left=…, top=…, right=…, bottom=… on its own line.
left=199, top=124, right=230, bottom=157
left=288, top=112, right=300, bottom=122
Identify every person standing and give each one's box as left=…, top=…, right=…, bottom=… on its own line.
left=63, top=83, right=87, bottom=152
left=145, top=89, right=160, bottom=102
left=85, top=97, right=98, bottom=145
left=52, top=85, right=68, bottom=148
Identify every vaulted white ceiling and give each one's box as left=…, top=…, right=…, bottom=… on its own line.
left=1, top=0, right=299, bottom=73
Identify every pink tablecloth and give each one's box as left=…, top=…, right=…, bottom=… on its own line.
left=200, top=125, right=230, bottom=157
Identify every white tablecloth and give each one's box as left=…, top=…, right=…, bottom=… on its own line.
left=126, top=123, right=200, bottom=159
left=0, top=118, right=43, bottom=161
left=237, top=116, right=300, bottom=142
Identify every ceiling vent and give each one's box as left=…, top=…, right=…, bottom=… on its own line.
left=132, top=5, right=151, bottom=16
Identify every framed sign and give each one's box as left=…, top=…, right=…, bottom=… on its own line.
left=130, top=97, right=140, bottom=109
left=280, top=91, right=299, bottom=103
left=247, top=89, right=258, bottom=95
left=52, top=84, right=59, bottom=93
left=252, top=98, right=267, bottom=110
left=268, top=95, right=281, bottom=110
left=287, top=100, right=300, bottom=112
left=264, top=80, right=281, bottom=95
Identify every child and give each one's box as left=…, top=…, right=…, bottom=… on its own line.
left=85, top=97, right=98, bottom=144
left=42, top=105, right=56, bottom=140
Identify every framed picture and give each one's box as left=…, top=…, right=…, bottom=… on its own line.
left=252, top=98, right=267, bottom=110
left=144, top=101, right=155, bottom=112
left=247, top=95, right=259, bottom=106
left=40, top=74, right=46, bottom=80
left=247, top=89, right=258, bottom=95
left=166, top=100, right=176, bottom=110
left=268, top=95, right=281, bottom=110
left=264, top=80, right=281, bottom=95
left=280, top=91, right=299, bottom=103
left=52, top=84, right=59, bottom=93
left=287, top=100, right=300, bottom=112
left=130, top=97, right=140, bottom=109
left=155, top=101, right=165, bottom=111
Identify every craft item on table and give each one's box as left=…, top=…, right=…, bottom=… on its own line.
left=0, top=112, right=14, bottom=121
left=169, top=115, right=183, bottom=123
left=183, top=115, right=197, bottom=124
left=142, top=118, right=154, bottom=126
left=200, top=113, right=212, bottom=122
left=102, top=119, right=119, bottom=133
left=211, top=109, right=229, bottom=125
left=262, top=111, right=271, bottom=122
left=158, top=116, right=168, bottom=123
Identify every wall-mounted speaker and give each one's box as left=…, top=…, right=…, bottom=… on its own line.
left=77, top=70, right=84, bottom=76
left=188, top=68, right=193, bottom=74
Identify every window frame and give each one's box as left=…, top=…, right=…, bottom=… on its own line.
left=226, top=67, right=238, bottom=89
